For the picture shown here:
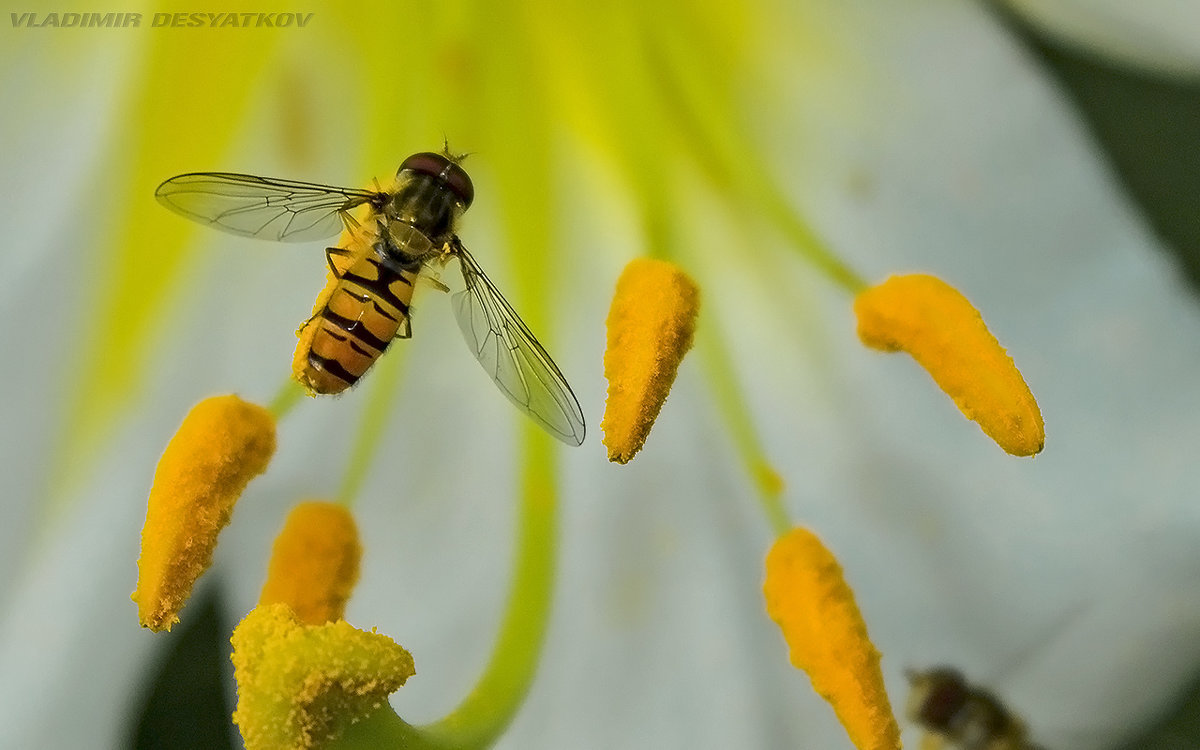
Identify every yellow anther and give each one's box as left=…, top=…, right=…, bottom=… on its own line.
left=602, top=258, right=700, bottom=464
left=764, top=527, right=901, bottom=750
left=133, top=395, right=275, bottom=631
left=854, top=274, right=1044, bottom=456
left=259, top=501, right=362, bottom=625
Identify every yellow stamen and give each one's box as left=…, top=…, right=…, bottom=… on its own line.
left=764, top=527, right=900, bottom=750
left=231, top=603, right=415, bottom=750
left=259, top=501, right=361, bottom=625
left=133, top=395, right=275, bottom=632
left=854, top=274, right=1044, bottom=457
left=602, top=258, right=701, bottom=464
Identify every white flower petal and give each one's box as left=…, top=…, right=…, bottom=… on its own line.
left=4, top=2, right=1199, bottom=750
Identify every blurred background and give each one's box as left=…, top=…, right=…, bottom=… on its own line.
left=3, top=1, right=1200, bottom=748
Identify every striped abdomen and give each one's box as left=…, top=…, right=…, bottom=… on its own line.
left=293, top=230, right=420, bottom=395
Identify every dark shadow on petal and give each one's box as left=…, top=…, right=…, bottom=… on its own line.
left=1114, top=669, right=1200, bottom=750
left=986, top=0, right=1200, bottom=295
left=125, top=581, right=237, bottom=750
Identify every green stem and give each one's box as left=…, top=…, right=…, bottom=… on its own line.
left=647, top=18, right=869, bottom=296
left=651, top=196, right=791, bottom=536
left=697, top=321, right=791, bottom=537
left=266, top=377, right=306, bottom=421
left=335, top=426, right=559, bottom=750
left=336, top=707, right=420, bottom=748
left=418, top=426, right=557, bottom=748
left=758, top=188, right=869, bottom=295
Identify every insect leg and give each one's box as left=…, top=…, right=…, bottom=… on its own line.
left=325, top=246, right=353, bottom=278
left=395, top=316, right=412, bottom=340
left=419, top=275, right=451, bottom=293
left=338, top=208, right=363, bottom=233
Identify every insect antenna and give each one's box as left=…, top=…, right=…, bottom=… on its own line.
left=439, top=134, right=473, bottom=164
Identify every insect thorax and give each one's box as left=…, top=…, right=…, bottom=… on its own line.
left=374, top=219, right=439, bottom=270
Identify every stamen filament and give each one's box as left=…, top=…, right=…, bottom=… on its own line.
left=416, top=426, right=558, bottom=748
left=330, top=426, right=560, bottom=750
left=647, top=18, right=868, bottom=295
left=267, top=377, right=305, bottom=421
left=653, top=228, right=789, bottom=533
left=696, top=320, right=791, bottom=536
left=760, top=191, right=869, bottom=295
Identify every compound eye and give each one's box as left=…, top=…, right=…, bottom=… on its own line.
left=399, top=151, right=449, bottom=178
left=443, top=162, right=474, bottom=207
left=399, top=152, right=475, bottom=207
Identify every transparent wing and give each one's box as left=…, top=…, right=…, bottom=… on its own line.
left=155, top=172, right=387, bottom=242
left=450, top=243, right=586, bottom=446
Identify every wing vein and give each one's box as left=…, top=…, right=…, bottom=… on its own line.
left=449, top=245, right=585, bottom=446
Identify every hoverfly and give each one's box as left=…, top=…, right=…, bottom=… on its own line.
left=905, top=667, right=1046, bottom=750
left=156, top=150, right=586, bottom=446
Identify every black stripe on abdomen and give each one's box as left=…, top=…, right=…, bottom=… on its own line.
left=323, top=328, right=376, bottom=358
left=307, top=351, right=359, bottom=387
left=320, top=309, right=388, bottom=352
left=341, top=268, right=412, bottom=317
